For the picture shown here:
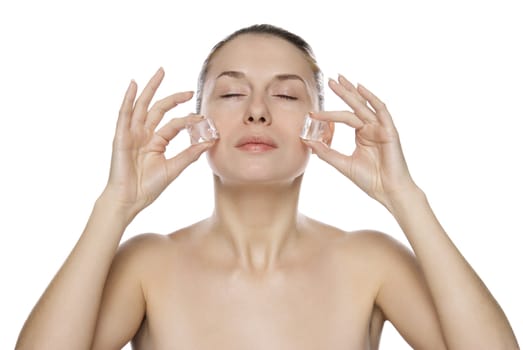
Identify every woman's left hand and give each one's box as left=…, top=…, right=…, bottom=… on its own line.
left=302, top=74, right=418, bottom=209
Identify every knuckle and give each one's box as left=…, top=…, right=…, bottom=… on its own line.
left=187, top=144, right=204, bottom=160
left=374, top=99, right=386, bottom=111
left=118, top=107, right=130, bottom=116
left=354, top=104, right=367, bottom=113
left=149, top=100, right=166, bottom=113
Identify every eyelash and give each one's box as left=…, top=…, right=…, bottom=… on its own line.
left=220, top=93, right=244, bottom=98
left=220, top=94, right=297, bottom=101
left=275, top=94, right=298, bottom=101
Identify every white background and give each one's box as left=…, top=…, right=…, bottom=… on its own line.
left=1, top=0, right=521, bottom=348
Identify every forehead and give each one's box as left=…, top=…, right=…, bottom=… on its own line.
left=206, top=34, right=315, bottom=82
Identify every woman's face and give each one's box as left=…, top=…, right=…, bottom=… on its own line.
left=200, top=34, right=320, bottom=186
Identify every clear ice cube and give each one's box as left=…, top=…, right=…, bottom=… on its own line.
left=186, top=117, right=220, bottom=144
left=300, top=114, right=331, bottom=144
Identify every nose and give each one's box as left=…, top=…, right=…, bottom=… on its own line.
left=243, top=96, right=271, bottom=125
left=245, top=114, right=269, bottom=124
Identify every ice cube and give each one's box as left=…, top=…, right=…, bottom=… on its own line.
left=300, top=114, right=331, bottom=144
left=186, top=117, right=219, bottom=144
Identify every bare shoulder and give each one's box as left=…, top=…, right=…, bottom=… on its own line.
left=341, top=229, right=419, bottom=282
left=92, top=232, right=186, bottom=350
left=317, top=224, right=445, bottom=347
left=119, top=218, right=208, bottom=253
left=304, top=218, right=424, bottom=301
left=304, top=217, right=413, bottom=266
left=345, top=229, right=414, bottom=263
left=119, top=232, right=167, bottom=251
left=114, top=233, right=171, bottom=266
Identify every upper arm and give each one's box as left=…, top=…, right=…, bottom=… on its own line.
left=370, top=232, right=448, bottom=349
left=90, top=234, right=154, bottom=350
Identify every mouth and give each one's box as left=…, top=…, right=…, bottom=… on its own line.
left=235, top=136, right=278, bottom=152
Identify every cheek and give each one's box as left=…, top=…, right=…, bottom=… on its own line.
left=200, top=100, right=240, bottom=131
left=278, top=113, right=308, bottom=139
left=210, top=117, right=236, bottom=150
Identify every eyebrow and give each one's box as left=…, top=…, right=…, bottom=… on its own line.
left=216, top=71, right=246, bottom=80
left=216, top=71, right=307, bottom=85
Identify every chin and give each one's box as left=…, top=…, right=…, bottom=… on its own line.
left=207, top=152, right=309, bottom=187
left=214, top=173, right=306, bottom=189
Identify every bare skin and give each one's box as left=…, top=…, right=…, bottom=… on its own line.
left=99, top=221, right=426, bottom=350
left=16, top=34, right=518, bottom=350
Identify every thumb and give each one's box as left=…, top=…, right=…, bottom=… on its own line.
left=302, top=139, right=352, bottom=177
left=165, top=141, right=214, bottom=183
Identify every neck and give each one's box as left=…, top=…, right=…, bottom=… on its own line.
left=209, top=175, right=304, bottom=273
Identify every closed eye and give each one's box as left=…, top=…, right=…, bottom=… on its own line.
left=221, top=93, right=245, bottom=98
left=275, top=95, right=298, bottom=100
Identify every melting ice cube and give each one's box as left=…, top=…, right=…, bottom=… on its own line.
left=300, top=114, right=331, bottom=144
left=186, top=117, right=220, bottom=144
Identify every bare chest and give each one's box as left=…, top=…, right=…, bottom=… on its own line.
left=134, top=247, right=379, bottom=350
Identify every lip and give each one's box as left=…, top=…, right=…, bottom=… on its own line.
left=235, top=135, right=278, bottom=152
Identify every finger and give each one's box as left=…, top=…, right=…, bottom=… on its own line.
left=132, top=67, right=165, bottom=126
left=302, top=139, right=352, bottom=176
left=145, top=91, right=194, bottom=130
left=337, top=74, right=366, bottom=105
left=328, top=78, right=377, bottom=123
left=155, top=114, right=205, bottom=143
left=311, top=110, right=364, bottom=130
left=165, top=141, right=214, bottom=183
left=357, top=84, right=394, bottom=127
left=116, top=80, right=137, bottom=132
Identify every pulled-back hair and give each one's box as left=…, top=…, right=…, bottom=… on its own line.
left=195, top=24, right=324, bottom=113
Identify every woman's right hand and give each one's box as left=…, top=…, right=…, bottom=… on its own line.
left=101, top=67, right=214, bottom=218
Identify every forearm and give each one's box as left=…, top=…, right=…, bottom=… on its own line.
left=388, top=186, right=518, bottom=349
left=16, top=194, right=135, bottom=350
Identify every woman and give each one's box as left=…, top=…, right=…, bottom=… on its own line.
left=16, top=24, right=518, bottom=350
